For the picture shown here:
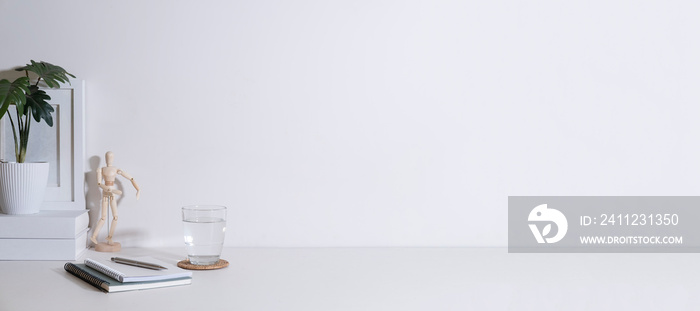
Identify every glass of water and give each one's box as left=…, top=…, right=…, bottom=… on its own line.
left=182, top=205, right=227, bottom=265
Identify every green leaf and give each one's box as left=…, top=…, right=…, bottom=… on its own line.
left=0, top=77, right=30, bottom=119
left=542, top=224, right=551, bottom=237
left=18, top=60, right=75, bottom=88
left=25, top=86, right=54, bottom=127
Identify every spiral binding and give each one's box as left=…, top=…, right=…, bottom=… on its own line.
left=84, top=258, right=125, bottom=282
left=64, top=263, right=109, bottom=292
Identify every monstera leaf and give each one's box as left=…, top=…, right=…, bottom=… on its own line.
left=16, top=60, right=75, bottom=88
left=25, top=85, right=54, bottom=126
left=0, top=77, right=30, bottom=120
left=2, top=61, right=72, bottom=162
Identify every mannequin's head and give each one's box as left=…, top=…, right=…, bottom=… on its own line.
left=105, top=151, right=114, bottom=166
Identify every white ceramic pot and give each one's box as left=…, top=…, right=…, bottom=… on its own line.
left=0, top=162, right=49, bottom=215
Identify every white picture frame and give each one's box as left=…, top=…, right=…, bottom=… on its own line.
left=0, top=79, right=85, bottom=210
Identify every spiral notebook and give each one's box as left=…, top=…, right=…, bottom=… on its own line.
left=64, top=263, right=191, bottom=293
left=84, top=256, right=192, bottom=283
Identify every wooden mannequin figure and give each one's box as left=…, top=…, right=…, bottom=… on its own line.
left=91, top=151, right=141, bottom=252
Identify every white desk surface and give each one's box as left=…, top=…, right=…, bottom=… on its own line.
left=1, top=248, right=698, bottom=311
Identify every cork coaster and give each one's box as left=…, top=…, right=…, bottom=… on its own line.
left=177, top=259, right=229, bottom=270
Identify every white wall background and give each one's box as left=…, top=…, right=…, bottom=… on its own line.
left=1, top=0, right=699, bottom=247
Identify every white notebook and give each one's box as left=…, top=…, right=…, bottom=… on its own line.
left=84, top=256, right=192, bottom=283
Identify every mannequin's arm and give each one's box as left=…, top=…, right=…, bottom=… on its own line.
left=118, top=169, right=140, bottom=200
left=97, top=167, right=109, bottom=192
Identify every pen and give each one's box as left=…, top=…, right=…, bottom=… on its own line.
left=111, top=257, right=168, bottom=270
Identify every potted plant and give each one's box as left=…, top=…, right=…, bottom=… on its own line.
left=0, top=60, right=74, bottom=214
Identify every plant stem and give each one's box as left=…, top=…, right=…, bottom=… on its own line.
left=20, top=110, right=31, bottom=163
left=18, top=107, right=24, bottom=162
left=7, top=112, right=19, bottom=162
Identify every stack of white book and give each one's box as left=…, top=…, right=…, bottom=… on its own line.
left=0, top=210, right=89, bottom=260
